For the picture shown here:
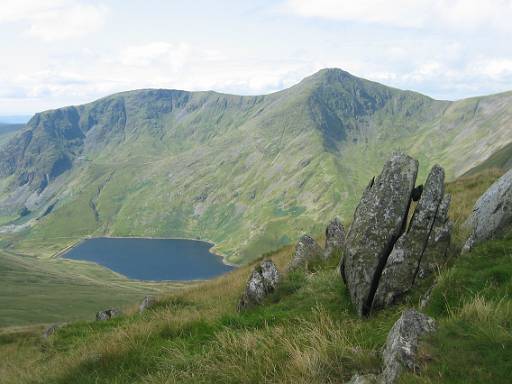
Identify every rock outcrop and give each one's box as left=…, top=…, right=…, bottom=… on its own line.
left=381, top=309, right=436, bottom=384
left=96, top=308, right=121, bottom=321
left=287, top=235, right=323, bottom=271
left=325, top=217, right=346, bottom=258
left=418, top=194, right=451, bottom=278
left=139, top=296, right=156, bottom=313
left=372, top=165, right=445, bottom=309
left=341, top=153, right=452, bottom=316
left=238, top=260, right=280, bottom=310
left=342, top=153, right=419, bottom=316
left=463, top=168, right=512, bottom=252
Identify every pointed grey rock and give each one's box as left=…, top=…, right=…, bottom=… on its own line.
left=418, top=194, right=452, bottom=279
left=463, top=168, right=512, bottom=252
left=373, top=165, right=445, bottom=310
left=342, top=153, right=419, bottom=316
left=325, top=217, right=346, bottom=259
left=238, top=260, right=280, bottom=311
left=382, top=309, right=436, bottom=384
left=287, top=234, right=323, bottom=271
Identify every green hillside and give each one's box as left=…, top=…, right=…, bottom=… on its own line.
left=0, top=69, right=511, bottom=263
left=1, top=169, right=510, bottom=383
left=463, top=141, right=512, bottom=176
left=0, top=249, right=184, bottom=327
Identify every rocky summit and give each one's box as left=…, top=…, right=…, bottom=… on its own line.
left=342, top=153, right=452, bottom=316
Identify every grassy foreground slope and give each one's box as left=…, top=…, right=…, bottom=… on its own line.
left=0, top=250, right=184, bottom=327
left=1, top=169, right=511, bottom=383
left=1, top=69, right=512, bottom=263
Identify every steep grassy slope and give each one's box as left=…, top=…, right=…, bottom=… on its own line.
left=463, top=141, right=512, bottom=176
left=1, top=69, right=511, bottom=263
left=1, top=169, right=510, bottom=383
left=0, top=123, right=23, bottom=147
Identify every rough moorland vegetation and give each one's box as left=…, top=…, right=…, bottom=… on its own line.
left=1, top=166, right=510, bottom=384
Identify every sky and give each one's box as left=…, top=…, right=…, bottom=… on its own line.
left=1, top=0, right=512, bottom=115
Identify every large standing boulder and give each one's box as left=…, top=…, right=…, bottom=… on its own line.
left=463, top=168, right=512, bottom=252
left=237, top=260, right=280, bottom=310
left=382, top=309, right=436, bottom=384
left=325, top=217, right=346, bottom=258
left=372, top=165, right=446, bottom=310
left=342, top=153, right=419, bottom=316
left=287, top=234, right=323, bottom=271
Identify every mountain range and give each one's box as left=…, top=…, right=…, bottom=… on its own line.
left=1, top=68, right=511, bottom=263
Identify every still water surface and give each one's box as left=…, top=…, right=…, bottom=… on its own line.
left=63, top=237, right=234, bottom=281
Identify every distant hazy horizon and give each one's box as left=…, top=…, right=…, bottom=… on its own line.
left=0, top=115, right=32, bottom=124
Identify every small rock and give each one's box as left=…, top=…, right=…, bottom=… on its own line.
left=382, top=309, right=436, bottom=384
left=237, top=260, right=280, bottom=311
left=287, top=234, right=323, bottom=271
left=96, top=308, right=121, bottom=321
left=463, top=168, right=512, bottom=252
left=42, top=323, right=60, bottom=339
left=325, top=217, right=346, bottom=259
left=419, top=284, right=435, bottom=310
left=347, top=373, right=380, bottom=384
left=139, top=296, right=156, bottom=313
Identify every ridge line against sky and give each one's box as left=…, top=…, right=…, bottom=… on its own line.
left=0, top=0, right=511, bottom=115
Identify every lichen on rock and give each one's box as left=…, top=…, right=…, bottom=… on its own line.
left=342, top=153, right=419, bottom=316
left=237, top=260, right=280, bottom=311
left=287, top=234, right=323, bottom=271
left=325, top=217, right=346, bottom=259
left=463, top=168, right=512, bottom=252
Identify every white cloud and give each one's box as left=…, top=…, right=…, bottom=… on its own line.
left=480, top=59, right=512, bottom=79
left=119, top=42, right=190, bottom=68
left=284, top=0, right=512, bottom=31
left=0, top=0, right=108, bottom=41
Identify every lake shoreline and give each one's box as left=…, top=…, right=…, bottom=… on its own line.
left=54, top=235, right=239, bottom=268
left=57, top=236, right=237, bottom=281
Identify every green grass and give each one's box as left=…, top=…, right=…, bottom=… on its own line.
left=0, top=250, right=183, bottom=327
left=2, top=221, right=512, bottom=383
left=0, top=158, right=511, bottom=381
left=401, top=236, right=512, bottom=383
left=463, top=141, right=512, bottom=177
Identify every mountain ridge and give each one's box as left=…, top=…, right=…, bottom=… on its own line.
left=0, top=68, right=511, bottom=263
